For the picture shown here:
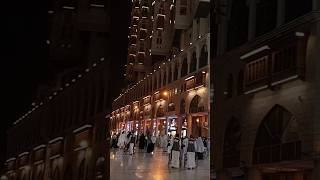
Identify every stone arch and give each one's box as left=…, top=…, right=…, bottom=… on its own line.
left=189, top=95, right=202, bottom=114
left=253, top=105, right=301, bottom=164
left=223, top=117, right=241, bottom=168
left=199, top=44, right=208, bottom=68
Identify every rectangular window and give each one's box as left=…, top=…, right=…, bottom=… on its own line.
left=180, top=7, right=187, bottom=15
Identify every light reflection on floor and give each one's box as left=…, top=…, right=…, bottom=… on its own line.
left=110, top=148, right=210, bottom=180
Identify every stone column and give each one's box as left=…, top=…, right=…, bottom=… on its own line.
left=247, top=0, right=257, bottom=40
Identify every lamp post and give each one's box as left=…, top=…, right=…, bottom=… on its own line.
left=163, top=90, right=169, bottom=135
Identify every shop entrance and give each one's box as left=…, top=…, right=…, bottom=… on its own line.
left=167, top=118, right=178, bottom=137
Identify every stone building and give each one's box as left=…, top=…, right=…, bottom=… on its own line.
left=211, top=0, right=320, bottom=179
left=1, top=0, right=110, bottom=179
left=112, top=0, right=210, bottom=138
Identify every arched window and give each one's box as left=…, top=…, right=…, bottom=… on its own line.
left=253, top=105, right=301, bottom=164
left=256, top=0, right=277, bottom=37
left=199, top=45, right=208, bottom=68
left=162, top=70, right=166, bottom=86
left=237, top=70, right=244, bottom=95
left=227, top=0, right=249, bottom=50
left=226, top=74, right=233, bottom=98
left=190, top=52, right=197, bottom=72
left=168, top=66, right=172, bottom=84
left=223, top=117, right=241, bottom=168
left=181, top=58, right=188, bottom=77
left=173, top=62, right=179, bottom=81
left=153, top=76, right=157, bottom=91
left=285, top=0, right=312, bottom=23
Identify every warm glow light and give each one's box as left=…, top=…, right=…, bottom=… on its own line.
left=164, top=121, right=166, bottom=124
left=163, top=91, right=168, bottom=96
left=196, top=118, right=200, bottom=123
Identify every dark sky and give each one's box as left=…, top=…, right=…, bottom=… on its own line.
left=0, top=0, right=131, bottom=167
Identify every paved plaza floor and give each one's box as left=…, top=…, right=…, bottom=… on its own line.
left=110, top=147, right=210, bottom=180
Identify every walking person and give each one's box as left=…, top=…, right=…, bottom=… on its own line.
left=128, top=133, right=136, bottom=155
left=138, top=133, right=145, bottom=150
left=181, top=135, right=188, bottom=168
left=185, top=135, right=197, bottom=169
left=170, top=134, right=181, bottom=168
left=195, top=136, right=205, bottom=160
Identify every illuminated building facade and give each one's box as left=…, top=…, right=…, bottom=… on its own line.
left=112, top=0, right=210, bottom=138
left=212, top=0, right=320, bottom=179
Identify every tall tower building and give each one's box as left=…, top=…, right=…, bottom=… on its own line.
left=125, top=0, right=175, bottom=84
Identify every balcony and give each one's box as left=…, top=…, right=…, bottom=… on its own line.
left=253, top=141, right=301, bottom=164
left=186, top=72, right=206, bottom=91
left=244, top=43, right=302, bottom=93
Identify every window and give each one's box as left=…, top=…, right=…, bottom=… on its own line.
left=174, top=63, right=179, bottom=81
left=180, top=7, right=187, bottom=15
left=163, top=70, right=167, bottom=86
left=227, top=0, right=249, bottom=50
left=181, top=58, right=188, bottom=77
left=256, top=0, right=277, bottom=37
left=190, top=52, right=197, bottom=72
left=199, top=45, right=208, bottom=68
left=168, top=66, right=172, bottom=84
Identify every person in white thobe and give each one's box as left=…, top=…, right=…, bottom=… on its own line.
left=185, top=135, right=197, bottom=169
left=195, top=137, right=205, bottom=159
left=117, top=131, right=126, bottom=149
left=170, top=134, right=181, bottom=168
left=128, top=134, right=135, bottom=155
left=162, top=134, right=168, bottom=152
left=181, top=137, right=188, bottom=168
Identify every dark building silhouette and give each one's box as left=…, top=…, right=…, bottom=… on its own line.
left=1, top=0, right=112, bottom=179
left=211, top=0, right=320, bottom=179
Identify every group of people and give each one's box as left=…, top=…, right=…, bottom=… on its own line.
left=110, top=131, right=210, bottom=170
left=162, top=133, right=209, bottom=169
left=110, top=131, right=158, bottom=155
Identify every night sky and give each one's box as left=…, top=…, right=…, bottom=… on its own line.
left=0, top=0, right=131, bottom=167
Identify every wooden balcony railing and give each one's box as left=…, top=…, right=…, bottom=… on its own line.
left=244, top=43, right=300, bottom=92
left=253, top=141, right=301, bottom=164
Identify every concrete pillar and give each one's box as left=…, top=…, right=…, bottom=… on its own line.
left=277, top=0, right=285, bottom=27
left=247, top=0, right=257, bottom=40
left=247, top=167, right=262, bottom=180
left=196, top=44, right=201, bottom=70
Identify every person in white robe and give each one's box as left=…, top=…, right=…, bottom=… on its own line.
left=170, top=134, right=181, bottom=168
left=185, top=135, right=197, bottom=169
left=117, top=131, right=126, bottom=149
left=195, top=136, right=205, bottom=160
left=162, top=134, right=168, bottom=152
left=128, top=134, right=135, bottom=155
left=181, top=136, right=189, bottom=168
